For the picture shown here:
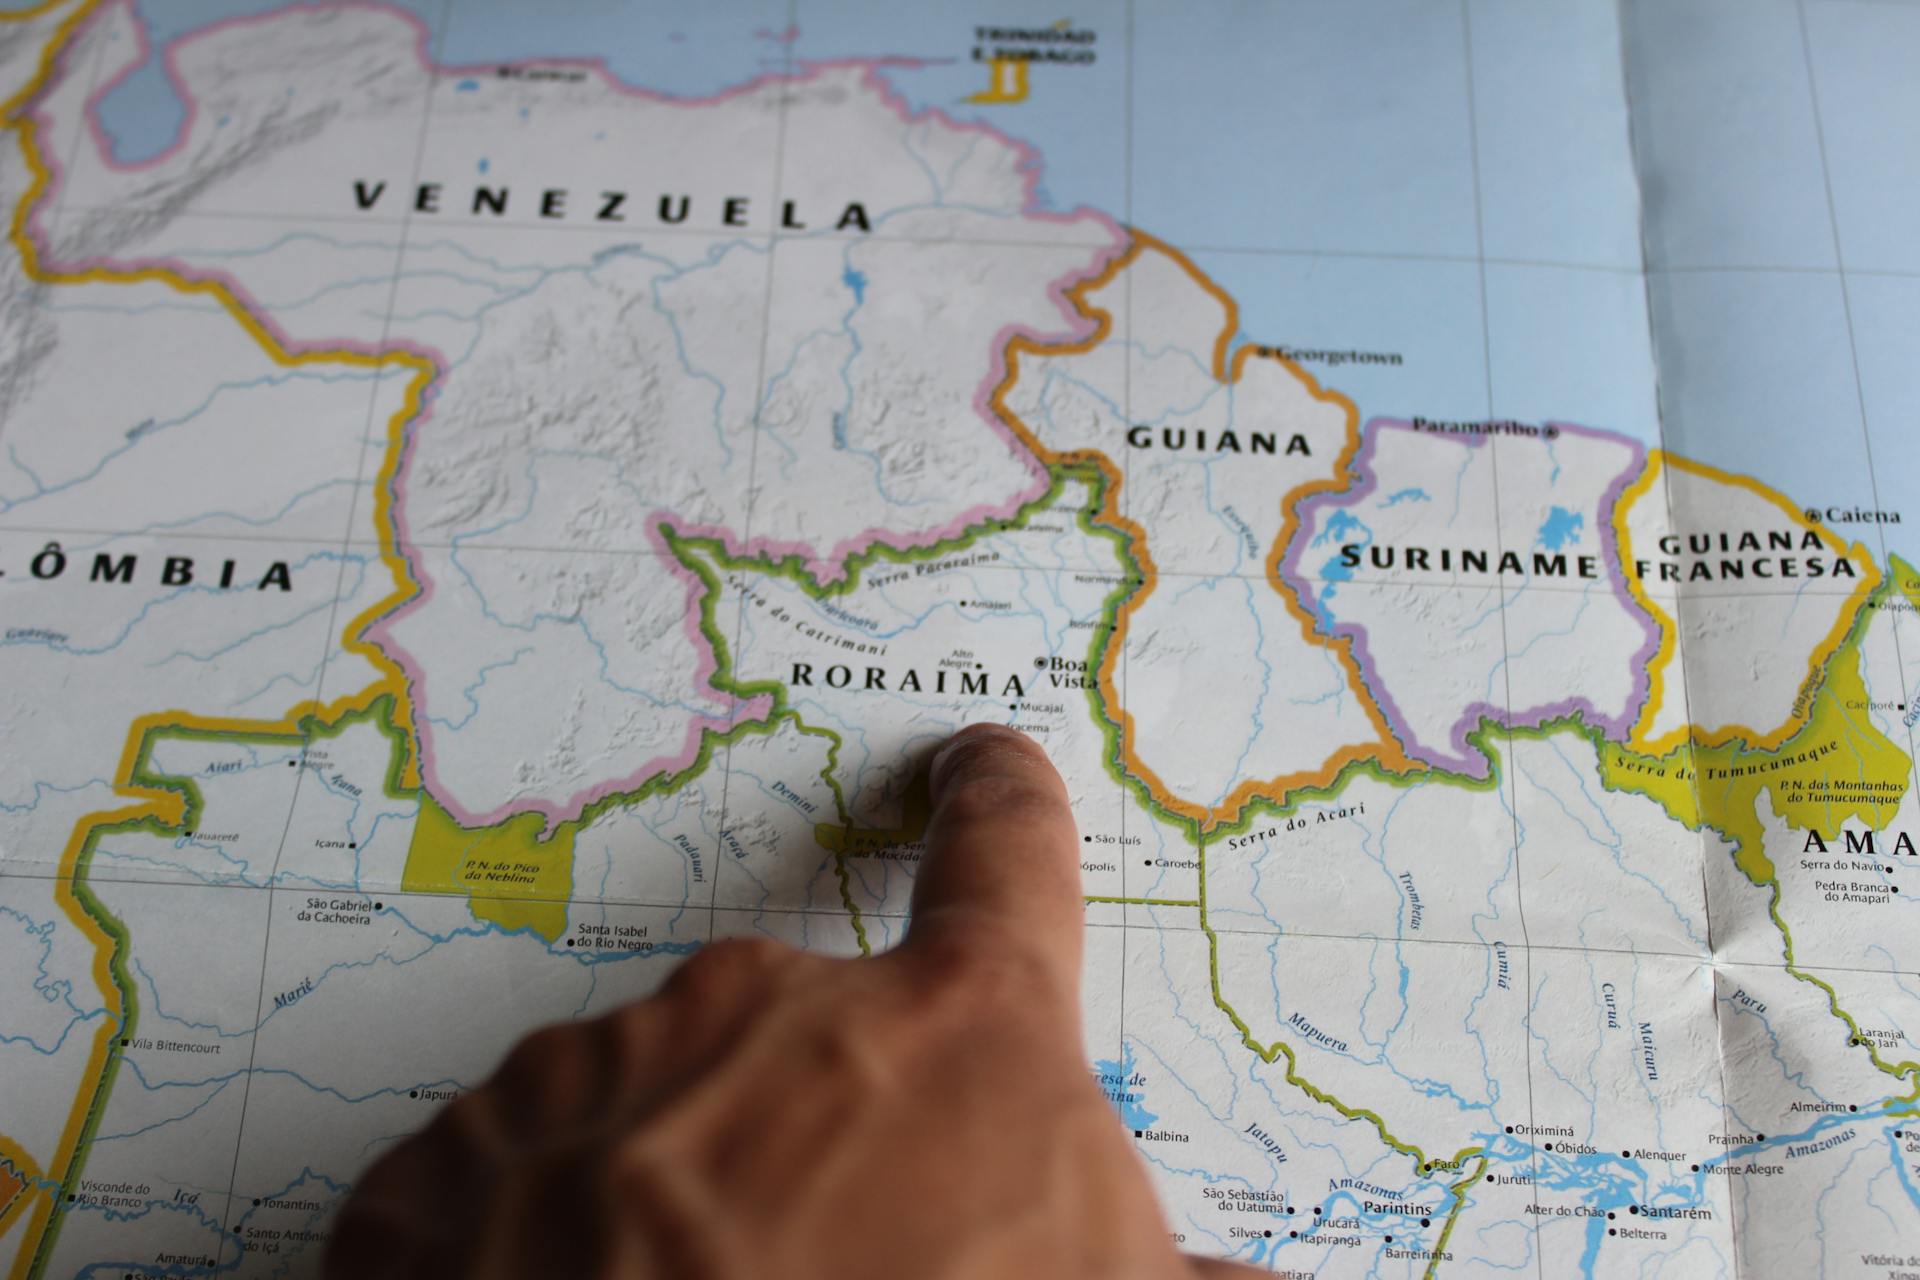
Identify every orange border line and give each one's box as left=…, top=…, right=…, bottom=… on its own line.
left=1, top=3, right=432, bottom=1265
left=987, top=229, right=1422, bottom=829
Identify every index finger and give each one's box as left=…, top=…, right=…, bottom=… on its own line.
left=902, top=723, right=1085, bottom=992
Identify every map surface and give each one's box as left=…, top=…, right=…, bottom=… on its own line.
left=5, top=1, right=1920, bottom=1276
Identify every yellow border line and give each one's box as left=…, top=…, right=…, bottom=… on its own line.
left=1614, top=449, right=1879, bottom=753
left=0, top=4, right=433, bottom=1266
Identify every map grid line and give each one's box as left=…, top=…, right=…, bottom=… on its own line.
left=1619, top=4, right=1748, bottom=1269
left=206, top=1, right=454, bottom=1259
left=1458, top=1, right=1547, bottom=1266
left=707, top=0, right=802, bottom=958
left=1791, top=0, right=1920, bottom=891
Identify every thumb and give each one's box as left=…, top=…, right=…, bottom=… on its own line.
left=902, top=723, right=1084, bottom=993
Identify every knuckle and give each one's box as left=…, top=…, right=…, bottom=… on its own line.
left=901, top=928, right=980, bottom=985
left=664, top=936, right=791, bottom=1000
left=431, top=1091, right=501, bottom=1154
left=342, top=1141, right=419, bottom=1206
left=905, top=925, right=1064, bottom=1017
left=596, top=998, right=675, bottom=1087
left=604, top=995, right=660, bottom=1047
left=486, top=1024, right=591, bottom=1123
left=496, top=1022, right=574, bottom=1083
left=790, top=1008, right=878, bottom=1076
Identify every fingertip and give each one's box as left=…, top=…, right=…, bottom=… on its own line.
left=928, top=722, right=1064, bottom=800
left=905, top=724, right=1082, bottom=988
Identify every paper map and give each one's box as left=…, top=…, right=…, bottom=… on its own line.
left=5, top=2, right=1920, bottom=1275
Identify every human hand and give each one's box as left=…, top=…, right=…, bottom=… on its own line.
left=325, top=723, right=1260, bottom=1279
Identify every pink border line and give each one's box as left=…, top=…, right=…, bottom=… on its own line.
left=33, top=0, right=1124, bottom=829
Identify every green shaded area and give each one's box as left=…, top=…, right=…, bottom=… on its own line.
left=1597, top=588, right=1906, bottom=884
left=1596, top=577, right=1917, bottom=1085
left=404, top=797, right=576, bottom=941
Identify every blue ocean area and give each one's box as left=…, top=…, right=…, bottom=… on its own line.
left=89, top=0, right=1129, bottom=240
left=81, top=2, right=1903, bottom=578
left=90, top=0, right=797, bottom=163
